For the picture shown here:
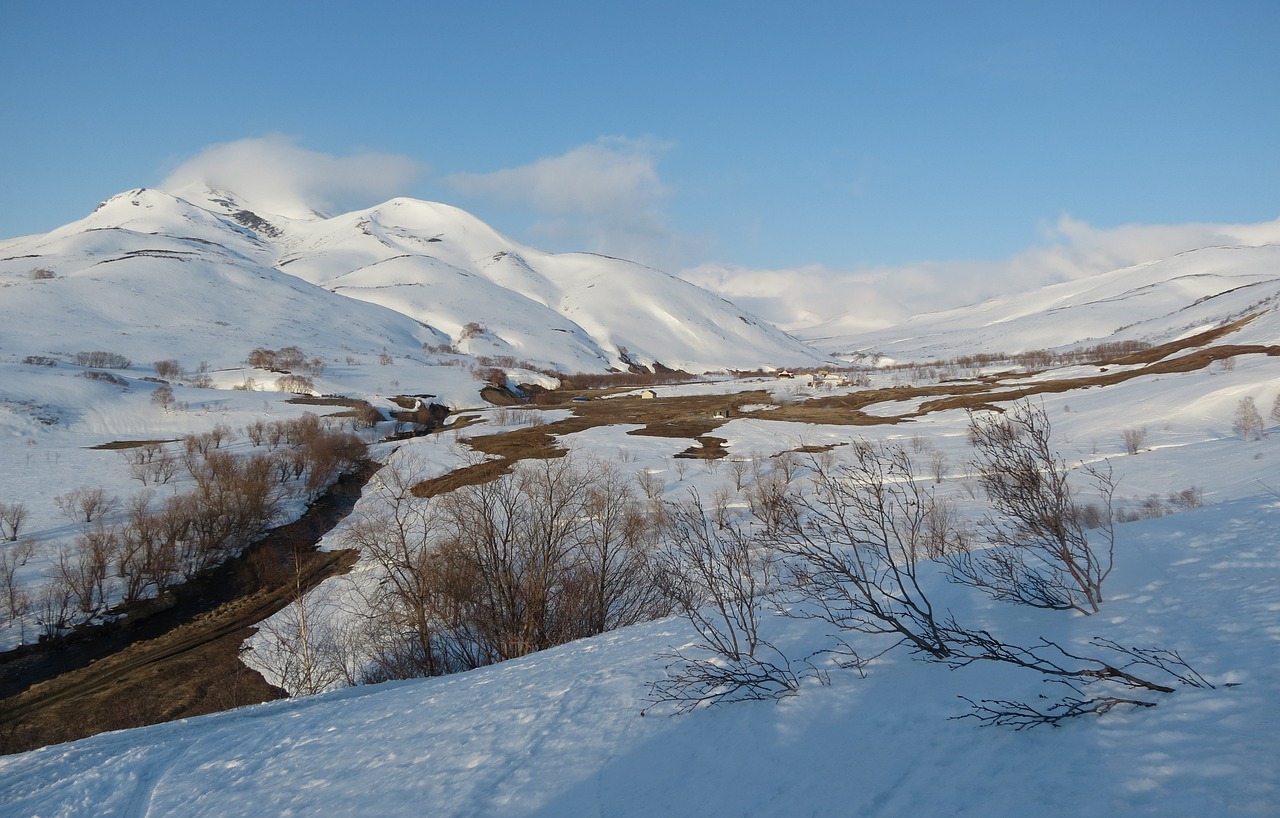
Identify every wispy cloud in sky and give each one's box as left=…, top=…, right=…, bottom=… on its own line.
left=682, top=216, right=1280, bottom=335
left=445, top=137, right=703, bottom=268
left=161, top=135, right=422, bottom=218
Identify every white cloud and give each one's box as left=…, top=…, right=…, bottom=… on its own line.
left=682, top=215, right=1280, bottom=335
left=444, top=137, right=703, bottom=268
left=160, top=135, right=422, bottom=218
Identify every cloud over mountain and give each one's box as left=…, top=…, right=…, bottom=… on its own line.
left=682, top=215, right=1280, bottom=335
left=161, top=135, right=423, bottom=218
left=445, top=137, right=704, bottom=269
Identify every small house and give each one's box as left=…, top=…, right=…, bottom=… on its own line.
left=639, top=389, right=657, bottom=399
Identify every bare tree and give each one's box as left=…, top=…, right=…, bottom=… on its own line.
left=0, top=502, right=29, bottom=541
left=928, top=449, right=948, bottom=483
left=57, top=523, right=117, bottom=615
left=954, top=402, right=1115, bottom=615
left=635, top=469, right=665, bottom=502
left=54, top=487, right=119, bottom=526
left=150, top=384, right=175, bottom=412
left=568, top=460, right=673, bottom=637
left=1234, top=396, right=1264, bottom=442
left=342, top=455, right=456, bottom=678
left=254, top=547, right=349, bottom=696
left=0, top=538, right=36, bottom=622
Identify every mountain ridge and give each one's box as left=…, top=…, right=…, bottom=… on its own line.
left=1, top=185, right=828, bottom=379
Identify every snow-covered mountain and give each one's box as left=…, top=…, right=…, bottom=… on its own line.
left=0, top=187, right=827, bottom=378
left=811, top=243, right=1280, bottom=363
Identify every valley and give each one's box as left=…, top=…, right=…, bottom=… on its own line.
left=0, top=188, right=1277, bottom=817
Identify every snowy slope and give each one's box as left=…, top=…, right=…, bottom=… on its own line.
left=0, top=189, right=445, bottom=370
left=1, top=487, right=1275, bottom=817
left=169, top=186, right=829, bottom=374
left=812, top=243, right=1280, bottom=362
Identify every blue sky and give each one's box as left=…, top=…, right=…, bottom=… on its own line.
left=3, top=1, right=1278, bottom=327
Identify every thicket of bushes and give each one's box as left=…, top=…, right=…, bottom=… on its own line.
left=0, top=414, right=364, bottom=640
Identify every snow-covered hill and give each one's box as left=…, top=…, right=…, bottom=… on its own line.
left=0, top=186, right=825, bottom=379
left=811, top=243, right=1280, bottom=363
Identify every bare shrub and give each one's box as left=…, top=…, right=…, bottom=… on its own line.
left=458, top=322, right=487, bottom=341
left=35, top=579, right=73, bottom=638
left=74, top=351, right=131, bottom=369
left=744, top=465, right=792, bottom=533
left=568, top=461, right=673, bottom=636
left=954, top=402, right=1115, bottom=614
left=178, top=452, right=281, bottom=575
left=153, top=359, right=182, bottom=380
left=28, top=267, right=56, bottom=280
left=635, top=469, right=665, bottom=502
left=244, top=420, right=267, bottom=447
left=208, top=423, right=234, bottom=449
left=276, top=374, right=315, bottom=394
left=1168, top=487, right=1204, bottom=510
left=344, top=454, right=668, bottom=682
left=673, top=457, right=690, bottom=481
left=58, top=523, right=117, bottom=614
left=771, top=442, right=965, bottom=664
left=649, top=492, right=807, bottom=711
left=80, top=370, right=127, bottom=386
left=114, top=493, right=179, bottom=602
left=1122, top=427, right=1148, bottom=455
left=254, top=549, right=351, bottom=696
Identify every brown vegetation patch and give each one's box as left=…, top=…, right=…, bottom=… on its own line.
left=285, top=396, right=365, bottom=408
left=915, top=343, right=1280, bottom=415
left=88, top=439, right=178, bottom=450
left=676, top=436, right=729, bottom=460
left=1099, top=314, right=1259, bottom=365
left=792, top=442, right=845, bottom=454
